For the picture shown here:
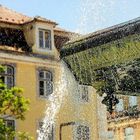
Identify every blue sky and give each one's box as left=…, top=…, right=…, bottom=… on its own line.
left=0, top=0, right=140, bottom=34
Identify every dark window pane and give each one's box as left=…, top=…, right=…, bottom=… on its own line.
left=39, top=88, right=44, bottom=96
left=7, top=76, right=14, bottom=88
left=39, top=80, right=44, bottom=96
left=7, top=66, right=14, bottom=75
left=39, top=30, right=44, bottom=48
left=39, top=81, right=44, bottom=88
left=0, top=76, right=5, bottom=83
left=39, top=71, right=44, bottom=79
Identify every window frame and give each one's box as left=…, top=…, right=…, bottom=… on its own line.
left=78, top=85, right=89, bottom=103
left=38, top=28, right=52, bottom=50
left=4, top=119, right=15, bottom=131
left=0, top=64, right=15, bottom=88
left=38, top=120, right=54, bottom=140
left=3, top=117, right=16, bottom=140
left=74, top=123, right=90, bottom=140
left=37, top=68, right=53, bottom=98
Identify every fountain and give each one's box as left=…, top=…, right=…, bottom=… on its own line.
left=37, top=1, right=140, bottom=139
left=60, top=17, right=140, bottom=112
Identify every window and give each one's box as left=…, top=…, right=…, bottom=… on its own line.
left=116, top=98, right=124, bottom=112
left=129, top=96, right=137, bottom=107
left=38, top=70, right=53, bottom=97
left=76, top=125, right=90, bottom=140
left=124, top=127, right=134, bottom=140
left=78, top=85, right=89, bottom=102
left=4, top=119, right=15, bottom=140
left=38, top=121, right=54, bottom=140
left=107, top=130, right=114, bottom=140
left=5, top=120, right=15, bottom=130
left=39, top=29, right=51, bottom=49
left=0, top=65, right=14, bottom=88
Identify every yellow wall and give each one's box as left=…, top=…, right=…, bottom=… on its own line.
left=0, top=53, right=99, bottom=140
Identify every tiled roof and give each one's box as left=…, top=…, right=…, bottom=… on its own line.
left=0, top=5, right=32, bottom=24
left=0, top=5, right=57, bottom=25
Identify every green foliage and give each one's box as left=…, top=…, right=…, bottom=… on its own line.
left=17, top=132, right=33, bottom=140
left=0, top=65, right=32, bottom=140
left=0, top=119, right=15, bottom=140
left=0, top=85, right=30, bottom=120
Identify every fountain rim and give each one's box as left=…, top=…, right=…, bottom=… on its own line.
left=60, top=17, right=140, bottom=57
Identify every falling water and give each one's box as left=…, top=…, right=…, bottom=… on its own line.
left=37, top=61, right=67, bottom=140
left=37, top=61, right=79, bottom=140
left=76, top=0, right=127, bottom=34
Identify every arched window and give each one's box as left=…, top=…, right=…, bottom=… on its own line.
left=38, top=70, right=53, bottom=97
left=0, top=65, right=14, bottom=88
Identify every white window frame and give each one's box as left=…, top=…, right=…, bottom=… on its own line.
left=38, top=70, right=53, bottom=98
left=0, top=65, right=14, bottom=88
left=38, top=28, right=52, bottom=50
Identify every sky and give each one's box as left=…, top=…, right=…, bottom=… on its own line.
left=0, top=0, right=140, bottom=34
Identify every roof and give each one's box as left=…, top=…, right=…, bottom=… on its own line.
left=0, top=5, right=31, bottom=24
left=0, top=5, right=57, bottom=25
left=61, top=17, right=140, bottom=57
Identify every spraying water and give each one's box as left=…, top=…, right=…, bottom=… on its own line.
left=76, top=0, right=127, bottom=34
left=37, top=61, right=80, bottom=140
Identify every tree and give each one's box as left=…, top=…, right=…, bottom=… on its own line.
left=0, top=65, right=33, bottom=140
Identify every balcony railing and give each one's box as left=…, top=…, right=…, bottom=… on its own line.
left=107, top=105, right=140, bottom=121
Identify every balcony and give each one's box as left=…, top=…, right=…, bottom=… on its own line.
left=107, top=105, right=140, bottom=122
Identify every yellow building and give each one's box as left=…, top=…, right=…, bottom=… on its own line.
left=0, top=5, right=105, bottom=140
